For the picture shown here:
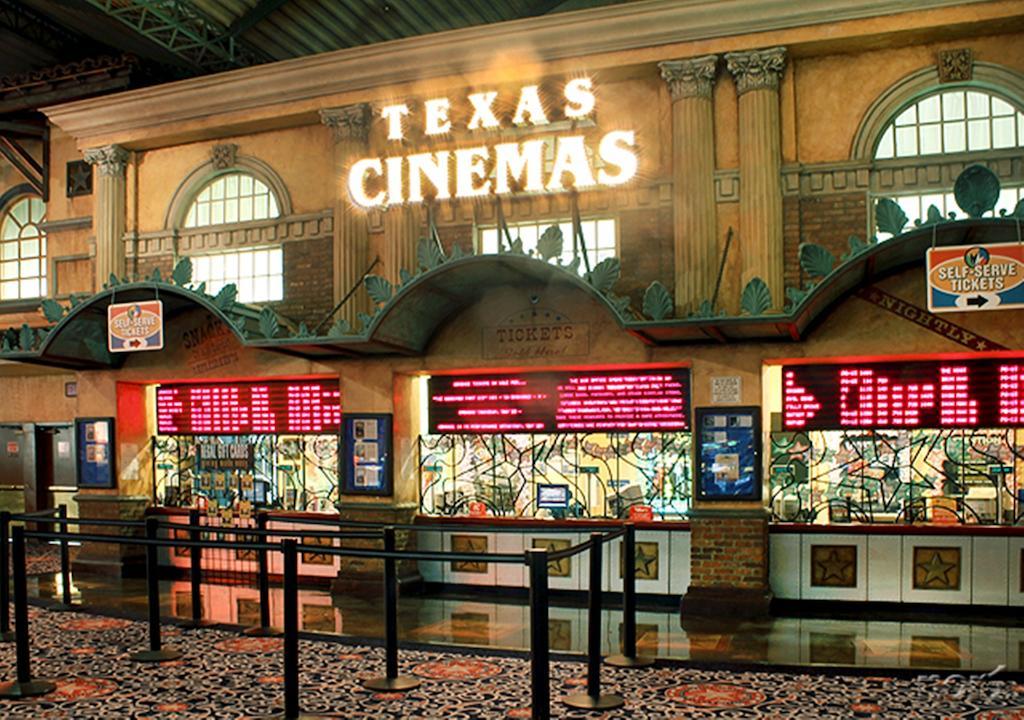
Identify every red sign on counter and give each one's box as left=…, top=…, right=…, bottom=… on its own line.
left=782, top=357, right=1024, bottom=430
left=156, top=380, right=341, bottom=435
left=428, top=367, right=690, bottom=434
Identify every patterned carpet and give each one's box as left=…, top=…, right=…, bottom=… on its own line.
left=0, top=605, right=1022, bottom=718
left=23, top=541, right=76, bottom=576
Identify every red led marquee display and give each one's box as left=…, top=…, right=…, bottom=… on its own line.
left=782, top=358, right=1024, bottom=430
left=428, top=368, right=690, bottom=433
left=156, top=380, right=341, bottom=435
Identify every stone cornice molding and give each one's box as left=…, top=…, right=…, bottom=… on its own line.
left=320, top=104, right=370, bottom=143
left=42, top=0, right=1003, bottom=148
left=659, top=55, right=719, bottom=100
left=725, top=47, right=787, bottom=94
left=83, top=144, right=128, bottom=176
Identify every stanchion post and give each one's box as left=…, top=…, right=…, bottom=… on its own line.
left=606, top=523, right=654, bottom=668
left=188, top=509, right=205, bottom=627
left=0, top=510, right=13, bottom=642
left=58, top=505, right=72, bottom=607
left=526, top=547, right=550, bottom=720
left=0, top=526, right=56, bottom=698
left=283, top=539, right=299, bottom=718
left=363, top=526, right=419, bottom=692
left=130, top=517, right=182, bottom=662
left=564, top=533, right=623, bottom=710
left=246, top=511, right=280, bottom=637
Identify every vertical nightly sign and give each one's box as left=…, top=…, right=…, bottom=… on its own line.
left=156, top=380, right=342, bottom=435
left=428, top=367, right=690, bottom=433
left=782, top=358, right=1024, bottom=430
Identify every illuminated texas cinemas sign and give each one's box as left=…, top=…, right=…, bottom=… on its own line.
left=782, top=358, right=1024, bottom=430
left=348, top=78, right=638, bottom=208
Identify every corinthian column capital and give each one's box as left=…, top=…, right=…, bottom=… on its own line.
left=725, top=47, right=787, bottom=95
left=83, top=144, right=129, bottom=176
left=659, top=55, right=719, bottom=101
left=320, top=104, right=371, bottom=143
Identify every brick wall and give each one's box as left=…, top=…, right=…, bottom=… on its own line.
left=689, top=515, right=769, bottom=590
left=276, top=237, right=333, bottom=328
left=782, top=191, right=868, bottom=296
left=617, top=206, right=674, bottom=309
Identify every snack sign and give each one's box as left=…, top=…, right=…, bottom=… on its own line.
left=926, top=243, right=1024, bottom=313
left=108, top=300, right=164, bottom=352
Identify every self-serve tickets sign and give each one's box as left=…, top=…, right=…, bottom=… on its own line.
left=926, top=243, right=1024, bottom=313
left=108, top=300, right=164, bottom=352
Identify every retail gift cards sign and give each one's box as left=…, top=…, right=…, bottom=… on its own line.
left=348, top=78, right=638, bottom=208
left=108, top=300, right=164, bottom=352
left=926, top=243, right=1024, bottom=313
left=782, top=357, right=1024, bottom=430
left=428, top=367, right=690, bottom=433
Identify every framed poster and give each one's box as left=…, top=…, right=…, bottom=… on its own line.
left=695, top=406, right=761, bottom=501
left=76, top=417, right=116, bottom=489
left=342, top=413, right=392, bottom=496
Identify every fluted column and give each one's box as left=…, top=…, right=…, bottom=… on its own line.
left=659, top=56, right=718, bottom=315
left=83, top=145, right=129, bottom=289
left=321, top=104, right=372, bottom=327
left=383, top=206, right=421, bottom=285
left=726, top=47, right=786, bottom=309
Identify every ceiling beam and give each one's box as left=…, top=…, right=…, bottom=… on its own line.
left=80, top=0, right=273, bottom=71
left=225, top=0, right=291, bottom=38
left=0, top=0, right=90, bottom=59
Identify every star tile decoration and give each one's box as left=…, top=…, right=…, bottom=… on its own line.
left=912, top=546, right=961, bottom=590
left=532, top=538, right=572, bottom=578
left=66, top=159, right=93, bottom=197
left=810, top=544, right=857, bottom=588
left=450, top=534, right=489, bottom=574
left=619, top=541, right=660, bottom=580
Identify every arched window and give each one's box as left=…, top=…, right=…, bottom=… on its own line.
left=0, top=196, right=46, bottom=301
left=183, top=172, right=280, bottom=229
left=874, top=87, right=1024, bottom=159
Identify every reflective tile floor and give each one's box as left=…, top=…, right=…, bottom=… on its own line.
left=26, top=569, right=1024, bottom=673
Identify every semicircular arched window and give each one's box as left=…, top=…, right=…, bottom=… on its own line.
left=1, top=196, right=47, bottom=301
left=183, top=172, right=280, bottom=229
left=874, top=88, right=1024, bottom=160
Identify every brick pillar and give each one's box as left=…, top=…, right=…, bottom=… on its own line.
left=659, top=55, right=719, bottom=316
left=681, top=509, right=772, bottom=623
left=84, top=144, right=129, bottom=289
left=320, top=104, right=372, bottom=328
left=726, top=47, right=786, bottom=309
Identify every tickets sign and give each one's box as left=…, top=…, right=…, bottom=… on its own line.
left=926, top=243, right=1024, bottom=313
left=108, top=300, right=164, bottom=352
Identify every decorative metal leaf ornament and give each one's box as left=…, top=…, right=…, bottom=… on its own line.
left=258, top=307, right=279, bottom=339
left=785, top=286, right=809, bottom=310
left=740, top=277, right=772, bottom=315
left=106, top=273, right=120, bottom=289
left=953, top=164, right=1000, bottom=218
left=149, top=267, right=163, bottom=283
left=690, top=299, right=716, bottom=319
left=398, top=268, right=413, bottom=287
left=417, top=237, right=445, bottom=270
left=171, top=257, right=193, bottom=286
left=449, top=244, right=465, bottom=260
left=364, top=275, right=393, bottom=305
left=537, top=225, right=564, bottom=261
left=295, top=322, right=312, bottom=338
left=41, top=299, right=66, bottom=323
left=329, top=318, right=351, bottom=337
left=642, top=281, right=674, bottom=320
left=607, top=292, right=631, bottom=316
left=213, top=284, right=237, bottom=311
left=800, top=243, right=835, bottom=278
left=1006, top=198, right=1024, bottom=219
left=875, top=197, right=907, bottom=237
left=917, top=204, right=944, bottom=227
left=357, top=312, right=375, bottom=330
left=509, top=236, right=524, bottom=255
left=585, top=257, right=620, bottom=294
left=18, top=324, right=33, bottom=350
left=843, top=235, right=872, bottom=261
left=193, top=281, right=206, bottom=295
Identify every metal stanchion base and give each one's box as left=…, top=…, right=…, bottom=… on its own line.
left=47, top=604, right=75, bottom=613
left=0, top=630, right=14, bottom=643
left=0, top=678, right=57, bottom=698
left=605, top=653, right=655, bottom=668
left=244, top=626, right=283, bottom=637
left=130, top=648, right=183, bottom=663
left=562, top=692, right=625, bottom=710
left=362, top=675, right=421, bottom=692
left=258, top=711, right=335, bottom=720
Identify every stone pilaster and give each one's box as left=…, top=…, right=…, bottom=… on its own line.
left=382, top=205, right=421, bottom=286
left=83, top=144, right=129, bottom=288
left=321, top=104, right=372, bottom=328
left=726, top=47, right=786, bottom=309
left=659, top=55, right=718, bottom=315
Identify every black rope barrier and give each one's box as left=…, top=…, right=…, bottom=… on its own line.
left=363, top=526, right=420, bottom=692
left=245, top=511, right=281, bottom=638
left=0, top=526, right=55, bottom=698
left=526, top=547, right=549, bottom=720
left=131, top=517, right=183, bottom=663
left=606, top=522, right=654, bottom=668
left=186, top=509, right=208, bottom=629
left=0, top=510, right=13, bottom=642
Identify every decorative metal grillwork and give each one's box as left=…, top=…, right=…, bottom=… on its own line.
left=152, top=434, right=340, bottom=513
left=419, top=432, right=691, bottom=519
left=769, top=428, right=1023, bottom=525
